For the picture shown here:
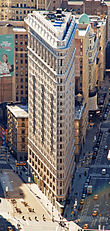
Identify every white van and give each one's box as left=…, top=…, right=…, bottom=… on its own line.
left=102, top=169, right=106, bottom=175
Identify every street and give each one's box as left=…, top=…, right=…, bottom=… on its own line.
left=64, top=75, right=110, bottom=230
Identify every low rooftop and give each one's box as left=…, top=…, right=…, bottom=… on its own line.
left=7, top=104, right=28, bottom=118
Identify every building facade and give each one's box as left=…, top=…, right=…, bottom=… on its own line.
left=67, top=0, right=108, bottom=16
left=7, top=104, right=28, bottom=161
left=75, top=22, right=90, bottom=157
left=25, top=10, right=77, bottom=207
left=78, top=14, right=99, bottom=112
left=13, top=27, right=28, bottom=103
left=0, top=21, right=28, bottom=104
left=0, top=0, right=62, bottom=21
left=0, top=0, right=36, bottom=21
left=90, top=16, right=107, bottom=87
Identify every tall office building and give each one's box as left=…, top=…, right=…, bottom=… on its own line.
left=25, top=10, right=77, bottom=208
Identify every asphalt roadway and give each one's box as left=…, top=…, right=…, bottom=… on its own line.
left=64, top=78, right=110, bottom=230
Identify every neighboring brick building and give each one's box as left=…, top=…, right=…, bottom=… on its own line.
left=84, top=0, right=107, bottom=16
left=0, top=21, right=28, bottom=104
left=67, top=0, right=108, bottom=16
left=7, top=104, right=28, bottom=161
left=13, top=27, right=28, bottom=103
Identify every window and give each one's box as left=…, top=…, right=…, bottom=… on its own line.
left=22, top=137, right=25, bottom=142
left=21, top=145, right=25, bottom=151
left=50, top=173, right=52, bottom=179
left=22, top=130, right=25, bottom=134
left=35, top=156, right=37, bottom=161
left=60, top=189, right=62, bottom=195
left=21, top=90, right=23, bottom=95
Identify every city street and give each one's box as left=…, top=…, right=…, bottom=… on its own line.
left=64, top=75, right=110, bottom=230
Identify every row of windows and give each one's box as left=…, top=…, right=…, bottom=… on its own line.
left=15, top=34, right=27, bottom=39
left=16, top=59, right=27, bottom=64
left=15, top=47, right=27, bottom=51
left=16, top=85, right=28, bottom=89
left=29, top=34, right=56, bottom=71
left=29, top=150, right=55, bottom=182
left=16, top=90, right=28, bottom=95
left=15, top=41, right=27, bottom=46
left=16, top=3, right=34, bottom=8
left=29, top=160, right=56, bottom=191
left=16, top=96, right=28, bottom=102
left=16, top=78, right=28, bottom=83
left=16, top=72, right=28, bottom=76
left=15, top=53, right=27, bottom=58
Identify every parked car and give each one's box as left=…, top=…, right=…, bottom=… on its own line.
left=80, top=199, right=85, bottom=205
left=82, top=224, right=88, bottom=229
left=92, top=210, right=98, bottom=217
left=93, top=194, right=98, bottom=200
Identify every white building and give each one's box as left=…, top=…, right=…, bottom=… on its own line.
left=25, top=9, right=77, bottom=211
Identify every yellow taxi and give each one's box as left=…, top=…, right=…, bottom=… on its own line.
left=82, top=224, right=88, bottom=229
left=89, top=122, right=94, bottom=127
left=80, top=199, right=85, bottom=205
left=93, top=194, right=98, bottom=200
left=92, top=210, right=98, bottom=217
left=8, top=227, right=13, bottom=231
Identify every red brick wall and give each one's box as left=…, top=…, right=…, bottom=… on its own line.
left=0, top=76, right=13, bottom=103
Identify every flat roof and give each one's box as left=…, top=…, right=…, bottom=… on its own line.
left=78, top=28, right=87, bottom=36
left=13, top=28, right=26, bottom=32
left=68, top=1, right=83, bottom=5
left=28, top=9, right=73, bottom=40
left=7, top=104, right=28, bottom=118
